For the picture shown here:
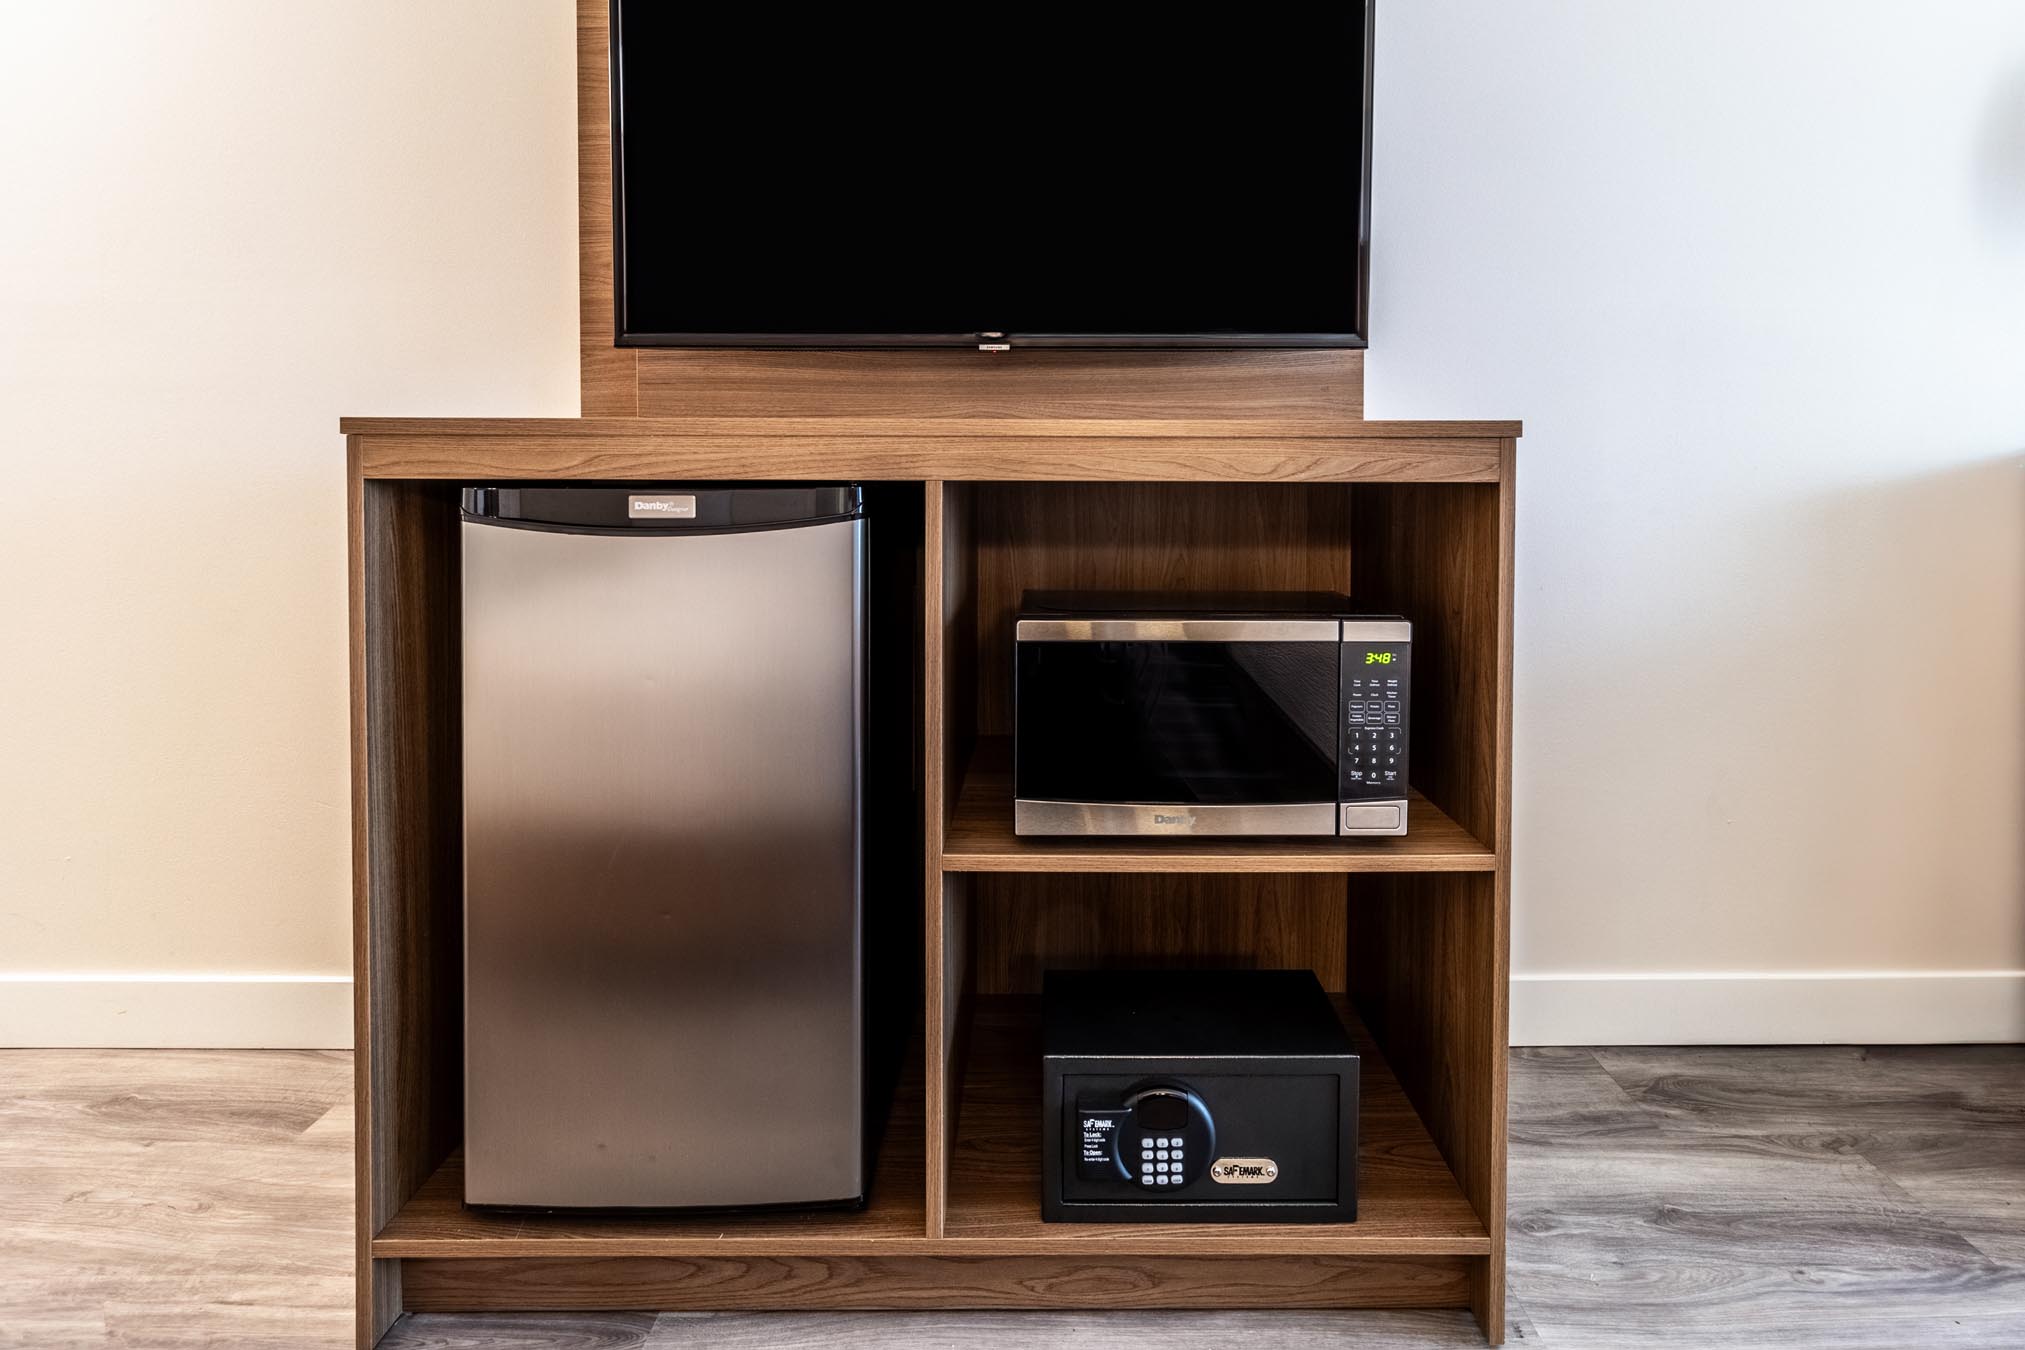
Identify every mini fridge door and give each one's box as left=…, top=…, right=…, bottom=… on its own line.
left=460, top=486, right=864, bottom=1209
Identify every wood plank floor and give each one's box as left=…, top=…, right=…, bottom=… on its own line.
left=2, top=1044, right=2020, bottom=1347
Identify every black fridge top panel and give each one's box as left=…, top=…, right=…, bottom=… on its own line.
left=1042, top=970, right=1354, bottom=1060
left=461, top=486, right=863, bottom=536
left=1021, top=590, right=1359, bottom=621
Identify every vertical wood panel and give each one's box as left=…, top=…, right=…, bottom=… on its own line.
left=923, top=485, right=976, bottom=1238
left=353, top=473, right=464, bottom=1347
left=1346, top=450, right=1514, bottom=1344
left=576, top=1, right=1361, bottom=422
left=347, top=445, right=398, bottom=1348
left=972, top=874, right=1351, bottom=996
left=1347, top=874, right=1502, bottom=1341
left=1347, top=481, right=1500, bottom=847
left=577, top=0, right=636, bottom=415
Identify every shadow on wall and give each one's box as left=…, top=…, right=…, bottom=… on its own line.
left=1746, top=454, right=2025, bottom=967
left=1976, top=61, right=2025, bottom=236
left=1520, top=452, right=2025, bottom=976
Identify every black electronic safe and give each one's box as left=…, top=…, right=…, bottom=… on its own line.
left=1041, top=969, right=1359, bottom=1223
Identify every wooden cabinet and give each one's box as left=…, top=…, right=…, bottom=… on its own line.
left=345, top=419, right=1515, bottom=1345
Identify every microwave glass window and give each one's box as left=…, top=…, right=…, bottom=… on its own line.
left=1016, top=641, right=1338, bottom=805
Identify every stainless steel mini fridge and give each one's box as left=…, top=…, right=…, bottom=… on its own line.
left=459, top=485, right=865, bottom=1210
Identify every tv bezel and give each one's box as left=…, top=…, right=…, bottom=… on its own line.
left=608, top=0, right=1373, bottom=351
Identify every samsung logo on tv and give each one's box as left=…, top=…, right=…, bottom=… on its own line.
left=628, top=495, right=696, bottom=519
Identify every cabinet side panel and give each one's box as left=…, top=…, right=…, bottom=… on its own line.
left=1349, top=874, right=1504, bottom=1342
left=349, top=451, right=398, bottom=1347
left=356, top=479, right=465, bottom=1344
left=1348, top=455, right=1513, bottom=1343
left=1347, top=482, right=1499, bottom=847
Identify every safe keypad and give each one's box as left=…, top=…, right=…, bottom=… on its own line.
left=1138, top=1135, right=1187, bottom=1186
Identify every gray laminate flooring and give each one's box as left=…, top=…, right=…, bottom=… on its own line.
left=1, top=1044, right=2019, bottom=1348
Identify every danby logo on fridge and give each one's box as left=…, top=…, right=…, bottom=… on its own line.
left=1151, top=812, right=1195, bottom=828
left=628, top=495, right=697, bottom=519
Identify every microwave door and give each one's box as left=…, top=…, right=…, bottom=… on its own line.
left=1015, top=629, right=1339, bottom=836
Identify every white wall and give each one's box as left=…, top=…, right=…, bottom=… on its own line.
left=0, top=2, right=577, bottom=1046
left=1372, top=0, right=2025, bottom=1041
left=0, top=3, right=2019, bottom=1046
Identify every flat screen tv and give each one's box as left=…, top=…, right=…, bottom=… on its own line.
left=610, top=4, right=1374, bottom=350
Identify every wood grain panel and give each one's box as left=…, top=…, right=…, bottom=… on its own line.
left=933, top=875, right=972, bottom=1241
left=349, top=434, right=1501, bottom=486
left=341, top=417, right=1522, bottom=440
left=1347, top=446, right=1514, bottom=1343
left=631, top=349, right=1365, bottom=422
left=575, top=4, right=1374, bottom=427
left=971, top=481, right=1354, bottom=736
left=399, top=1253, right=1470, bottom=1313
left=351, top=467, right=465, bottom=1346
left=1347, top=479, right=1503, bottom=848
left=923, top=484, right=977, bottom=1238
left=943, top=738, right=1492, bottom=874
left=576, top=0, right=635, bottom=415
left=969, top=874, right=1350, bottom=998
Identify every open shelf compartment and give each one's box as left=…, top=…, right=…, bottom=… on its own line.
left=942, top=993, right=1489, bottom=1254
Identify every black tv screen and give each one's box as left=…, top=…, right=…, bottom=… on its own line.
left=611, top=4, right=1372, bottom=349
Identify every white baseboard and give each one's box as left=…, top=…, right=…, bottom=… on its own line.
left=1512, top=970, right=2025, bottom=1046
left=5, top=971, right=2019, bottom=1050
left=0, top=974, right=353, bottom=1049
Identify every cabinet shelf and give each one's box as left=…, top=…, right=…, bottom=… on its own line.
left=942, top=995, right=1490, bottom=1255
left=941, top=737, right=1495, bottom=874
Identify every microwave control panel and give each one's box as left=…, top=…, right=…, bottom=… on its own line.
left=1340, top=632, right=1409, bottom=803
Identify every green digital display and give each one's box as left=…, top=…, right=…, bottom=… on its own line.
left=1363, top=650, right=1400, bottom=666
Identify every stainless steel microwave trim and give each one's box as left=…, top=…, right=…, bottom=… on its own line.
left=1340, top=800, right=1408, bottom=836
left=1339, top=619, right=1412, bottom=643
left=1014, top=799, right=1340, bottom=836
left=1015, top=619, right=1342, bottom=643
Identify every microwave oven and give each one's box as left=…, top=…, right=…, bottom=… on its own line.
left=1013, top=591, right=1410, bottom=837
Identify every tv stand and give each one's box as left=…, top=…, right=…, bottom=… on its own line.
left=345, top=415, right=1515, bottom=1345
left=342, top=6, right=1515, bottom=1343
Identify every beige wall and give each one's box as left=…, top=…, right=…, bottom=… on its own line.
left=1377, top=0, right=2025, bottom=1040
left=0, top=2, right=577, bottom=1044
left=1, top=2, right=2019, bottom=1046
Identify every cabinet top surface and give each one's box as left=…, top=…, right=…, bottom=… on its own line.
left=339, top=415, right=1522, bottom=440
